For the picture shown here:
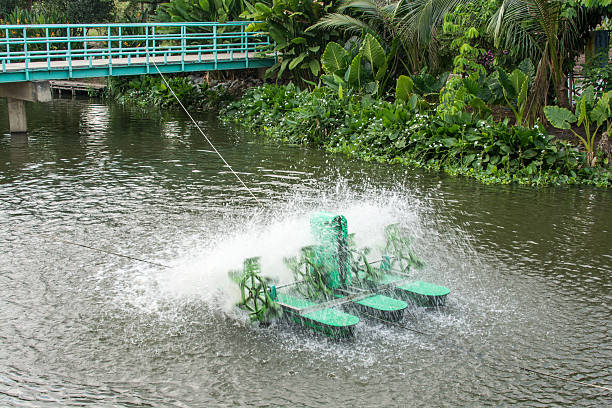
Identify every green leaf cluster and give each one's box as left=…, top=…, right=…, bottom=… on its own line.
left=496, top=62, right=532, bottom=126
left=108, top=74, right=238, bottom=111
left=242, top=0, right=339, bottom=87
left=154, top=0, right=245, bottom=29
left=320, top=34, right=391, bottom=97
left=222, top=84, right=611, bottom=187
left=545, top=86, right=612, bottom=166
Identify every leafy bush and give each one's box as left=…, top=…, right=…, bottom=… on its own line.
left=154, top=0, right=245, bottom=25
left=36, top=0, right=114, bottom=23
left=242, top=0, right=339, bottom=87
left=1, top=7, right=68, bottom=52
left=410, top=70, right=450, bottom=102
left=497, top=65, right=531, bottom=126
left=108, top=74, right=243, bottom=111
left=222, top=84, right=611, bottom=186
left=545, top=86, right=611, bottom=166
left=0, top=0, right=23, bottom=19
left=579, top=50, right=612, bottom=97
left=320, top=34, right=393, bottom=97
left=1, top=6, right=66, bottom=25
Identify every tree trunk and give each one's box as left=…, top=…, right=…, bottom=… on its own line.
left=556, top=72, right=570, bottom=109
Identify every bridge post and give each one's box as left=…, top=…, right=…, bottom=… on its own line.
left=6, top=98, right=27, bottom=134
left=0, top=81, right=52, bottom=135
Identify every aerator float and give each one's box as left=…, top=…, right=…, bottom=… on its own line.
left=231, top=213, right=450, bottom=338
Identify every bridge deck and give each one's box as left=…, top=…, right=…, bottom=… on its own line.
left=2, top=52, right=256, bottom=71
left=0, top=22, right=275, bottom=83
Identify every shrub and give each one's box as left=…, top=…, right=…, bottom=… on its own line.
left=222, top=84, right=611, bottom=186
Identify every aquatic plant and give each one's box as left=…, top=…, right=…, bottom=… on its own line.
left=222, top=84, right=611, bottom=187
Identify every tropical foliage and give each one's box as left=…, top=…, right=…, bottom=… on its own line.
left=545, top=87, right=612, bottom=166
left=154, top=0, right=245, bottom=25
left=6, top=0, right=609, bottom=186
left=242, top=0, right=339, bottom=87
left=320, top=34, right=393, bottom=97
left=1, top=0, right=114, bottom=23
left=222, top=84, right=611, bottom=186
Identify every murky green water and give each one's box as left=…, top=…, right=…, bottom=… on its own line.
left=1, top=98, right=611, bottom=407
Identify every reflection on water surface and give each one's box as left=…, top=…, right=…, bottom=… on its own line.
left=0, top=99, right=610, bottom=407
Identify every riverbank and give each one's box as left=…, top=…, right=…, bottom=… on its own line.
left=106, top=72, right=264, bottom=112
left=220, top=84, right=611, bottom=188
left=106, top=77, right=610, bottom=187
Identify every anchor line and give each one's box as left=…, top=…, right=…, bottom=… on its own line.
left=55, top=239, right=171, bottom=268
left=0, top=196, right=171, bottom=269
left=149, top=59, right=262, bottom=206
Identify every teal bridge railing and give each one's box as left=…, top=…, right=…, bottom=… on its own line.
left=0, top=22, right=275, bottom=83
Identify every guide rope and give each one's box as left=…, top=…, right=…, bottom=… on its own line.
left=150, top=60, right=261, bottom=205
left=0, top=196, right=171, bottom=269
left=55, top=239, right=171, bottom=268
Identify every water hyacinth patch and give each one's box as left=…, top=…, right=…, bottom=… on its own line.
left=222, top=85, right=611, bottom=187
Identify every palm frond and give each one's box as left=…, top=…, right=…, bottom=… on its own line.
left=395, top=0, right=462, bottom=45
left=309, top=13, right=375, bottom=35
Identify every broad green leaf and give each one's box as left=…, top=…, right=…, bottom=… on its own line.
left=374, top=60, right=388, bottom=82
left=509, top=69, right=527, bottom=94
left=308, top=46, right=320, bottom=53
left=395, top=75, right=413, bottom=102
left=288, top=53, right=307, bottom=70
left=364, top=81, right=378, bottom=95
left=333, top=73, right=347, bottom=88
left=291, top=37, right=307, bottom=45
left=321, top=42, right=348, bottom=75
left=522, top=149, right=538, bottom=159
left=544, top=106, right=576, bottom=130
left=360, top=33, right=386, bottom=71
left=463, top=154, right=476, bottom=165
left=320, top=74, right=339, bottom=91
left=268, top=26, right=286, bottom=46
left=442, top=138, right=458, bottom=147
left=308, top=59, right=320, bottom=77
left=198, top=0, right=210, bottom=12
left=278, top=58, right=290, bottom=78
left=254, top=3, right=271, bottom=16
left=591, top=96, right=609, bottom=127
left=577, top=97, right=587, bottom=127
left=347, top=54, right=362, bottom=88
left=497, top=68, right=517, bottom=101
left=517, top=74, right=528, bottom=109
left=469, top=97, right=491, bottom=117
left=408, top=94, right=418, bottom=110
left=582, top=85, right=595, bottom=107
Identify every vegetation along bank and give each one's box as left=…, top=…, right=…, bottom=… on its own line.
left=3, top=0, right=611, bottom=187
left=221, top=84, right=611, bottom=187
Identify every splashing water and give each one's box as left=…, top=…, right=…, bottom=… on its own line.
left=113, top=184, right=425, bottom=318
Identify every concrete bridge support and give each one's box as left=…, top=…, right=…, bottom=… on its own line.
left=0, top=81, right=52, bottom=135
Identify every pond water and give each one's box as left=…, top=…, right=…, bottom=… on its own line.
left=0, top=99, right=610, bottom=407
